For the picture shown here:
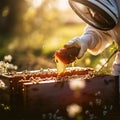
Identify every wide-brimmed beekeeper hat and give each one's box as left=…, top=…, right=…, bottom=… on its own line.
left=69, top=0, right=119, bottom=30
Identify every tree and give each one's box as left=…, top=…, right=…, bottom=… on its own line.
left=0, top=0, right=28, bottom=36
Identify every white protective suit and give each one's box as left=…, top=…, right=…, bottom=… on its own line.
left=65, top=0, right=120, bottom=75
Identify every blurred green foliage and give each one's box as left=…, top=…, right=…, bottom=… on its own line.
left=0, top=0, right=116, bottom=73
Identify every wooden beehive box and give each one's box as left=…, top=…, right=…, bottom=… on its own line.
left=0, top=67, right=119, bottom=120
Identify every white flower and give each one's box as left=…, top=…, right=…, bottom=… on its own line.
left=0, top=79, right=6, bottom=89
left=100, top=58, right=107, bottom=65
left=66, top=104, right=82, bottom=118
left=95, top=64, right=102, bottom=71
left=69, top=78, right=85, bottom=91
left=4, top=55, right=12, bottom=62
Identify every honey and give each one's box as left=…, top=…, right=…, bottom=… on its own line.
left=55, top=47, right=80, bottom=74
left=55, top=55, right=66, bottom=75
left=55, top=47, right=80, bottom=64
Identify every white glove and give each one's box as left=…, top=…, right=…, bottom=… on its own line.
left=64, top=35, right=94, bottom=59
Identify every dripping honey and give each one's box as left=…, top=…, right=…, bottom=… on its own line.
left=55, top=47, right=80, bottom=74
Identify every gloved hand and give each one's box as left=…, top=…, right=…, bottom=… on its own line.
left=64, top=35, right=93, bottom=59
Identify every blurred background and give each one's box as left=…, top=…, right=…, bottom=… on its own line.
left=0, top=0, right=116, bottom=73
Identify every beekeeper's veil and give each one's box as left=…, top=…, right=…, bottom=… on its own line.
left=69, top=0, right=119, bottom=30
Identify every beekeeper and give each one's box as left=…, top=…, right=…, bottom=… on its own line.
left=64, top=0, right=120, bottom=75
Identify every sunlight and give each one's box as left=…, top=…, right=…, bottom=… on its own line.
left=32, top=0, right=43, bottom=8
left=26, top=0, right=70, bottom=10
left=57, top=0, right=69, bottom=11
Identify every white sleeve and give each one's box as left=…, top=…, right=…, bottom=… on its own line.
left=82, top=25, right=113, bottom=55
left=112, top=51, right=120, bottom=75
